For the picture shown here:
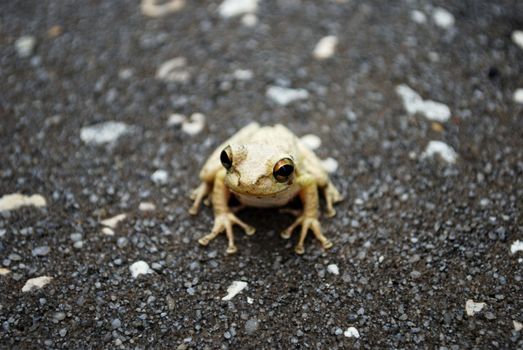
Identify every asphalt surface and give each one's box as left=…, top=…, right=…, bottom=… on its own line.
left=1, top=0, right=522, bottom=349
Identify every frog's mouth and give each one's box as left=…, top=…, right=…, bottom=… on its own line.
left=228, top=186, right=288, bottom=198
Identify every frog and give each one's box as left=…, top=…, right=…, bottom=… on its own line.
left=189, top=123, right=343, bottom=254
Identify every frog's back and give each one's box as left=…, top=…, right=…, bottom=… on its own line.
left=242, top=124, right=298, bottom=153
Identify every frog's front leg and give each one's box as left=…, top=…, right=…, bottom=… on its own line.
left=281, top=175, right=333, bottom=254
left=198, top=169, right=256, bottom=254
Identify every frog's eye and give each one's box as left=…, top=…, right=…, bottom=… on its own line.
left=273, top=158, right=294, bottom=182
left=220, top=145, right=233, bottom=170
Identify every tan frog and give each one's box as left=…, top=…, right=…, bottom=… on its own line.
left=189, top=123, right=342, bottom=254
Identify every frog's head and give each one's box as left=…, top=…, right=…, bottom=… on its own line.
left=220, top=144, right=296, bottom=197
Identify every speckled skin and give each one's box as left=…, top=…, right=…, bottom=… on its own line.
left=190, top=123, right=342, bottom=254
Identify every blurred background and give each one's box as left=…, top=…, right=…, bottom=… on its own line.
left=1, top=0, right=522, bottom=348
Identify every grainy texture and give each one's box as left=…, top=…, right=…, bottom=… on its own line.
left=1, top=0, right=522, bottom=349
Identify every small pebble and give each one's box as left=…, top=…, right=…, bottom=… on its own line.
left=151, top=169, right=169, bottom=185
left=101, top=214, right=127, bottom=229
left=244, top=319, right=259, bottom=335
left=513, top=89, right=523, bottom=104
left=15, top=35, right=36, bottom=58
left=421, top=141, right=458, bottom=164
left=465, top=299, right=486, bottom=316
left=511, top=30, right=523, bottom=50
left=139, top=202, right=156, bottom=211
left=22, top=276, right=53, bottom=292
left=411, top=10, right=427, bottom=24
left=321, top=157, right=339, bottom=173
left=510, top=240, right=523, bottom=254
left=300, top=134, right=322, bottom=150
left=222, top=281, right=248, bottom=301
left=266, top=86, right=309, bottom=106
left=32, top=246, right=50, bottom=257
left=53, top=312, right=66, bottom=322
left=344, top=326, right=360, bottom=338
left=167, top=113, right=186, bottom=126
left=327, top=264, right=339, bottom=275
left=432, top=7, right=455, bottom=29
left=514, top=321, right=523, bottom=332
left=70, top=233, right=83, bottom=242
left=111, top=318, right=122, bottom=329
left=313, top=35, right=338, bottom=60
left=80, top=122, right=131, bottom=145
left=117, top=237, right=129, bottom=248
left=233, top=69, right=254, bottom=81
left=141, top=0, right=185, bottom=17
left=73, top=241, right=84, bottom=249
left=102, top=227, right=115, bottom=236
left=181, top=113, right=206, bottom=136
left=130, top=261, right=153, bottom=278
left=156, top=57, right=190, bottom=83
left=219, top=0, right=259, bottom=18
left=0, top=193, right=46, bottom=212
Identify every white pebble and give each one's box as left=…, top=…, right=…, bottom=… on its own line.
left=102, top=227, right=115, bottom=236
left=241, top=13, right=258, bottom=27
left=141, top=0, right=185, bottom=17
left=396, top=84, right=451, bottom=122
left=22, top=276, right=53, bottom=292
left=151, top=169, right=168, bottom=185
left=80, top=121, right=131, bottom=145
left=219, top=0, right=259, bottom=18
left=0, top=193, right=46, bottom=212
left=465, top=299, right=486, bottom=316
left=247, top=297, right=254, bottom=304
left=513, top=89, right=523, bottom=104
left=514, top=321, right=523, bottom=332
left=511, top=30, right=523, bottom=50
left=421, top=141, right=458, bottom=164
left=327, top=264, right=339, bottom=275
left=343, top=326, right=360, bottom=338
left=321, top=157, right=339, bottom=173
left=410, top=10, right=427, bottom=24
left=222, top=281, right=248, bottom=301
left=0, top=268, right=11, bottom=276
left=432, top=7, right=455, bottom=29
left=167, top=113, right=186, bottom=126
left=511, top=240, right=523, bottom=254
left=182, top=113, right=206, bottom=135
left=266, top=86, right=309, bottom=106
left=233, top=69, right=254, bottom=81
left=313, top=35, right=338, bottom=60
left=101, top=213, right=127, bottom=229
left=130, top=261, right=153, bottom=278
left=300, top=134, right=322, bottom=150
left=15, top=35, right=36, bottom=58
left=139, top=202, right=156, bottom=211
left=156, top=57, right=190, bottom=83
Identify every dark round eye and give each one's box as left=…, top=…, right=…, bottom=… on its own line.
left=273, top=158, right=294, bottom=182
left=220, top=146, right=233, bottom=170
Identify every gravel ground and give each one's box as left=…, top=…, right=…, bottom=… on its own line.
left=1, top=0, right=522, bottom=349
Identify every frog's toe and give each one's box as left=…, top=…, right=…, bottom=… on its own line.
left=226, top=245, right=238, bottom=254
left=198, top=236, right=211, bottom=246
left=280, top=230, right=292, bottom=239
left=245, top=226, right=256, bottom=236
left=322, top=240, right=333, bottom=250
left=294, top=245, right=305, bottom=255
left=325, top=208, right=336, bottom=218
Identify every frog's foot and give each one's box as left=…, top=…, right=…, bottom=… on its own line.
left=281, top=215, right=333, bottom=254
left=189, top=182, right=210, bottom=215
left=324, top=183, right=343, bottom=218
left=198, top=212, right=256, bottom=254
